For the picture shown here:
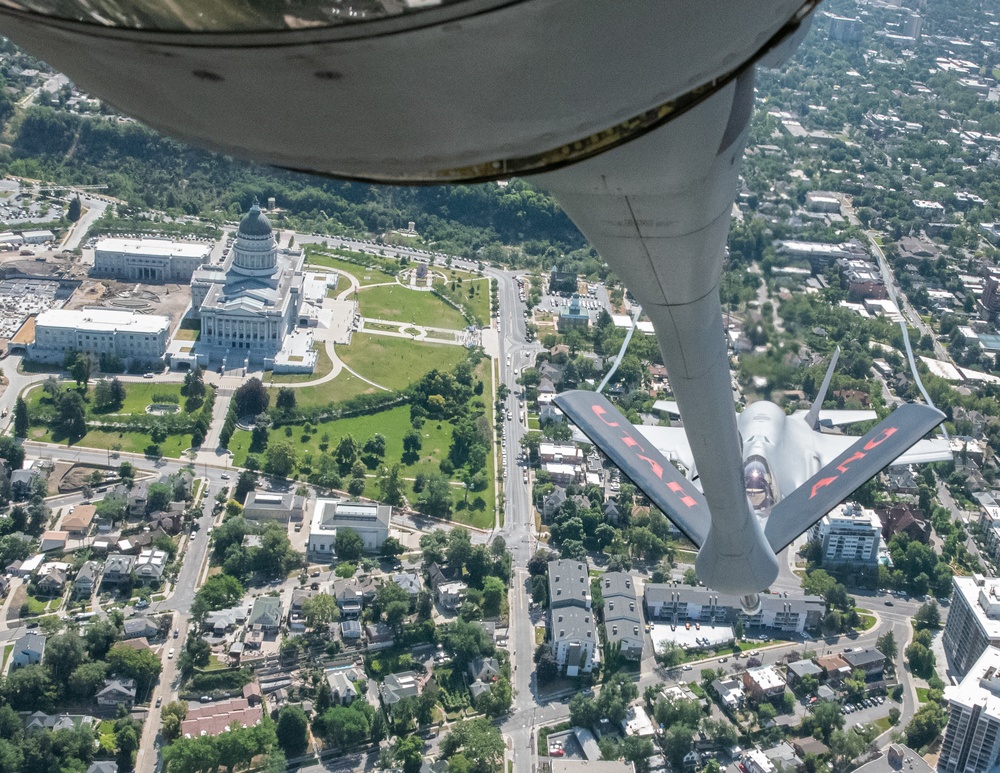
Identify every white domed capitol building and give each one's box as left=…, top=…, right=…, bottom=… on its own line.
left=172, top=199, right=314, bottom=372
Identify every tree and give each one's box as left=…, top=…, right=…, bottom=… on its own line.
left=381, top=536, right=405, bottom=559
left=70, top=353, right=91, bottom=387
left=335, top=528, right=364, bottom=561
left=58, top=389, right=87, bottom=438
left=402, top=429, right=422, bottom=463
left=876, top=630, right=897, bottom=668
left=302, top=594, right=338, bottom=629
left=43, top=631, right=87, bottom=685
left=378, top=464, right=405, bottom=507
left=663, top=725, right=694, bottom=769
left=192, top=574, right=245, bottom=620
left=362, top=434, right=387, bottom=467
left=811, top=700, right=844, bottom=743
left=418, top=473, right=453, bottom=518
left=233, top=377, right=269, bottom=417
left=482, top=575, right=506, bottom=617
left=67, top=195, right=82, bottom=222
left=394, top=735, right=424, bottom=773
left=264, top=440, right=297, bottom=477
left=440, top=718, right=504, bottom=773
left=534, top=644, right=559, bottom=683
left=68, top=661, right=108, bottom=700
left=161, top=701, right=188, bottom=742
left=275, top=387, right=297, bottom=411
left=146, top=482, right=173, bottom=513
left=84, top=618, right=120, bottom=660
left=276, top=706, right=309, bottom=757
left=904, top=702, right=948, bottom=751
left=335, top=435, right=358, bottom=475
left=179, top=634, right=211, bottom=672
left=13, top=397, right=28, bottom=438
left=914, top=601, right=941, bottom=630
left=447, top=527, right=473, bottom=571
left=105, top=644, right=163, bottom=696
left=441, top=618, right=494, bottom=669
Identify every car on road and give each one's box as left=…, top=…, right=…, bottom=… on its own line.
left=682, top=664, right=692, bottom=671
left=173, top=628, right=179, bottom=638
left=749, top=649, right=759, bottom=656
left=155, top=696, right=161, bottom=707
left=167, top=648, right=174, bottom=659
left=200, top=696, right=211, bottom=703
left=884, top=600, right=894, bottom=606
left=220, top=473, right=230, bottom=480
left=143, top=373, right=154, bottom=379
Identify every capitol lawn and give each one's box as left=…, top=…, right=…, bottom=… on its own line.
left=304, top=250, right=396, bottom=285
left=337, top=333, right=469, bottom=392
left=355, top=284, right=468, bottom=329
left=24, top=380, right=189, bottom=418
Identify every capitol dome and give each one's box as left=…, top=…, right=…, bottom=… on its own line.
left=231, top=198, right=278, bottom=276
left=238, top=200, right=273, bottom=237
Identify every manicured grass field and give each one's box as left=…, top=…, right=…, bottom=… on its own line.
left=357, top=284, right=467, bottom=329
left=338, top=334, right=469, bottom=392
left=267, top=371, right=377, bottom=412
left=916, top=687, right=930, bottom=703
left=435, top=274, right=492, bottom=325
left=30, top=426, right=192, bottom=458
left=266, top=343, right=334, bottom=384
left=25, top=381, right=188, bottom=418
left=305, top=251, right=396, bottom=284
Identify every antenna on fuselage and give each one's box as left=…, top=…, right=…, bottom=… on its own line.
left=804, top=346, right=841, bottom=431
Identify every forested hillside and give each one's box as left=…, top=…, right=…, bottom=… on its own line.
left=2, top=105, right=586, bottom=257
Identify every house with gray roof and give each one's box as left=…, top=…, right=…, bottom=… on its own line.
left=469, top=656, right=501, bottom=683
left=12, top=632, right=46, bottom=668
left=248, top=597, right=283, bottom=632
left=842, top=648, right=886, bottom=679
left=25, top=712, right=96, bottom=733
left=786, top=658, right=824, bottom=686
left=123, top=617, right=159, bottom=640
left=36, top=567, right=67, bottom=596
left=548, top=559, right=597, bottom=675
left=97, top=678, right=136, bottom=708
left=391, top=571, right=422, bottom=602
left=325, top=667, right=363, bottom=706
left=86, top=762, right=119, bottom=773
left=101, top=553, right=136, bottom=586
left=380, top=671, right=421, bottom=706
left=74, top=561, right=101, bottom=598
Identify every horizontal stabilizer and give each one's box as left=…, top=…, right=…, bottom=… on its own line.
left=555, top=390, right=709, bottom=547
left=764, top=403, right=945, bottom=553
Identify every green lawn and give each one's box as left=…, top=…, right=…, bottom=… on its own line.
left=0, top=644, right=9, bottom=673
left=916, top=687, right=930, bottom=703
left=856, top=613, right=877, bottom=631
left=305, top=251, right=396, bottom=284
left=31, top=426, right=192, bottom=458
left=25, top=381, right=188, bottom=418
left=873, top=716, right=893, bottom=733
left=266, top=343, right=334, bottom=384
left=267, top=371, right=378, bottom=412
left=435, top=274, right=492, bottom=325
left=337, top=334, right=468, bottom=391
left=356, top=284, right=467, bottom=329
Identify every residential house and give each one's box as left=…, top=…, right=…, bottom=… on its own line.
left=36, top=567, right=67, bottom=596
left=842, top=649, right=886, bottom=682
left=542, top=488, right=567, bottom=519
left=366, top=622, right=395, bottom=649
left=712, top=677, right=745, bottom=710
left=469, top=656, right=501, bottom=683
left=248, top=596, right=283, bottom=632
left=326, top=667, right=363, bottom=706
left=391, top=572, right=422, bottom=603
left=101, top=554, right=136, bottom=586
left=205, top=604, right=248, bottom=634
left=786, top=659, right=823, bottom=687
left=815, top=653, right=852, bottom=683
left=437, top=580, right=467, bottom=611
left=134, top=549, right=167, bottom=585
left=334, top=581, right=363, bottom=618
left=74, top=561, right=101, bottom=598
left=10, top=468, right=38, bottom=500
left=96, top=678, right=136, bottom=708
left=380, top=671, right=421, bottom=706
left=341, top=620, right=363, bottom=641
left=63, top=505, right=96, bottom=537
left=123, top=617, right=159, bottom=640
left=876, top=504, right=930, bottom=543
left=25, top=713, right=96, bottom=734
left=12, top=632, right=45, bottom=668
left=289, top=589, right=317, bottom=632
left=179, top=697, right=263, bottom=738
left=86, top=761, right=119, bottom=773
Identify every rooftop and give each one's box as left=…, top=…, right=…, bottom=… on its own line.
left=95, top=237, right=212, bottom=259
left=35, top=307, right=170, bottom=335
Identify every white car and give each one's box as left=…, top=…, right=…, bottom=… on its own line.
left=220, top=473, right=231, bottom=480
left=167, top=648, right=175, bottom=659
left=749, top=650, right=759, bottom=656
left=681, top=664, right=692, bottom=671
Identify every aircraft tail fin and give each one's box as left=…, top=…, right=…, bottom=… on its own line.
left=554, top=390, right=710, bottom=548
left=804, top=346, right=841, bottom=430
left=763, top=403, right=945, bottom=554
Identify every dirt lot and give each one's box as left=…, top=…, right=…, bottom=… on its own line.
left=64, top=278, right=193, bottom=328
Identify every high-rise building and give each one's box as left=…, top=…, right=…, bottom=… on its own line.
left=939, top=647, right=1000, bottom=773
left=548, top=559, right=598, bottom=676
left=943, top=576, right=1000, bottom=677
left=902, top=11, right=922, bottom=40
left=827, top=14, right=863, bottom=43
left=810, top=502, right=882, bottom=567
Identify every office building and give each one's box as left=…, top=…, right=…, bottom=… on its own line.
left=810, top=502, right=882, bottom=567
left=94, top=237, right=211, bottom=282
left=28, top=308, right=170, bottom=365
left=307, top=499, right=392, bottom=559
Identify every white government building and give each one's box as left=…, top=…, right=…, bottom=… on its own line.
left=94, top=237, right=212, bottom=282
left=307, top=499, right=392, bottom=559
left=177, top=199, right=311, bottom=372
left=27, top=308, right=170, bottom=365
